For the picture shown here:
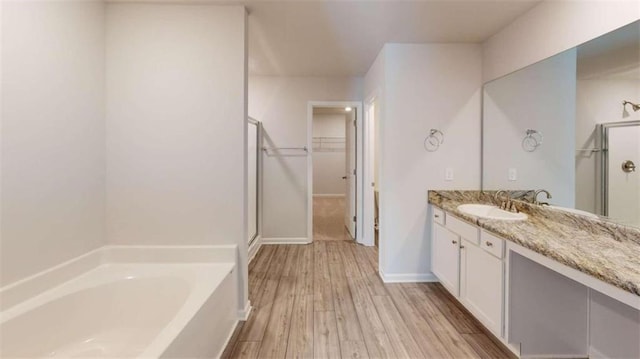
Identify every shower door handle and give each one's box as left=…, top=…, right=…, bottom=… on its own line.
left=622, top=160, right=636, bottom=173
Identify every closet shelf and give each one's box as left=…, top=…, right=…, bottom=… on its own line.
left=312, top=136, right=346, bottom=152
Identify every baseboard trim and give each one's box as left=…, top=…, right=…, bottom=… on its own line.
left=378, top=269, right=438, bottom=283
left=248, top=237, right=262, bottom=264
left=588, top=347, right=606, bottom=359
left=521, top=355, right=588, bottom=359
left=261, top=237, right=311, bottom=245
left=238, top=300, right=252, bottom=321
left=313, top=194, right=345, bottom=198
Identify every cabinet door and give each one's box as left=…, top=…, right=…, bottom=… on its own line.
left=432, top=223, right=460, bottom=297
left=460, top=240, right=503, bottom=336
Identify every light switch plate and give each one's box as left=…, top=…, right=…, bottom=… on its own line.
left=508, top=168, right=517, bottom=181
left=445, top=168, right=454, bottom=181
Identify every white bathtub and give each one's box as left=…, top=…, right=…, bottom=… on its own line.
left=0, top=246, right=239, bottom=358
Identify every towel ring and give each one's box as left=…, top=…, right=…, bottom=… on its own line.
left=522, top=129, right=543, bottom=152
left=424, top=129, right=444, bottom=152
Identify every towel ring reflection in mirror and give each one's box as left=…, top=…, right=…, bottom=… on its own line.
left=424, top=129, right=444, bottom=152
left=522, top=129, right=543, bottom=152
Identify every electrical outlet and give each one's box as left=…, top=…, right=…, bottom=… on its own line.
left=508, top=168, right=517, bottom=181
left=445, top=168, right=454, bottom=181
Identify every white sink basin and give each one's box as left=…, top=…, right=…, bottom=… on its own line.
left=547, top=205, right=599, bottom=219
left=457, top=204, right=528, bottom=221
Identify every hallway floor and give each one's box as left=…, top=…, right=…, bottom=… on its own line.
left=313, top=197, right=353, bottom=241
left=223, top=200, right=512, bottom=358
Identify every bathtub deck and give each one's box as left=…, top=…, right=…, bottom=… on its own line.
left=223, top=198, right=514, bottom=359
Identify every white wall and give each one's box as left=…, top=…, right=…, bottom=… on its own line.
left=249, top=76, right=362, bottom=240
left=483, top=50, right=577, bottom=207
left=1, top=1, right=106, bottom=286
left=105, top=3, right=248, bottom=310
left=365, top=44, right=482, bottom=280
left=576, top=79, right=640, bottom=215
left=312, top=114, right=347, bottom=196
left=483, top=1, right=640, bottom=82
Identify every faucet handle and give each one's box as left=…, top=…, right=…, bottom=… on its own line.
left=495, top=190, right=509, bottom=203
left=509, top=201, right=519, bottom=213
left=533, top=189, right=552, bottom=205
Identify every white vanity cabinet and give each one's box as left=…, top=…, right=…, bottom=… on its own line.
left=432, top=223, right=461, bottom=296
left=430, top=208, right=505, bottom=338
left=459, top=232, right=504, bottom=336
left=430, top=204, right=640, bottom=358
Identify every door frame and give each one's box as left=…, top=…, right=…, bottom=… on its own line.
left=362, top=96, right=377, bottom=246
left=307, top=101, right=365, bottom=244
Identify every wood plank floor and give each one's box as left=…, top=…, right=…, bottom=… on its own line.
left=223, top=198, right=513, bottom=358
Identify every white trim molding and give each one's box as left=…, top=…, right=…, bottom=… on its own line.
left=521, top=355, right=588, bottom=359
left=238, top=300, right=252, bottom=321
left=261, top=237, right=311, bottom=245
left=378, top=268, right=438, bottom=283
left=248, top=236, right=262, bottom=264
left=589, top=347, right=607, bottom=359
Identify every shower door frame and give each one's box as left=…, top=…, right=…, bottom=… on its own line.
left=599, top=120, right=640, bottom=216
left=247, top=117, right=261, bottom=246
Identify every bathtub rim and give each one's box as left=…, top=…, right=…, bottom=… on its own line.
left=1, top=245, right=240, bottom=358
left=0, top=245, right=237, bottom=312
left=1, top=262, right=236, bottom=358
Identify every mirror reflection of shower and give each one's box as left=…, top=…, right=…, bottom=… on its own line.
left=599, top=121, right=640, bottom=227
left=622, top=100, right=640, bottom=118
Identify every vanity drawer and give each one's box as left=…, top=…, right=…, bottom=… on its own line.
left=433, top=207, right=445, bottom=225
left=446, top=215, right=479, bottom=245
left=480, top=230, right=504, bottom=259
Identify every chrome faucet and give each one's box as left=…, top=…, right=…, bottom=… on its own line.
left=495, top=190, right=519, bottom=213
left=533, top=189, right=552, bottom=205
left=494, top=190, right=508, bottom=204
left=511, top=190, right=536, bottom=203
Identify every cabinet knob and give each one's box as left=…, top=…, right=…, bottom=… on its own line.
left=451, top=240, right=457, bottom=244
left=460, top=245, right=465, bottom=249
left=435, top=214, right=440, bottom=218
left=486, top=241, right=493, bottom=247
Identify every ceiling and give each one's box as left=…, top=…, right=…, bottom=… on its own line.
left=107, top=0, right=542, bottom=76
left=246, top=0, right=541, bottom=76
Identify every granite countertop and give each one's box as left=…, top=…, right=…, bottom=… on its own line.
left=428, top=190, right=640, bottom=297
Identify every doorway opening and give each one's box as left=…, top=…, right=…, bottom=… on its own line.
left=307, top=101, right=364, bottom=244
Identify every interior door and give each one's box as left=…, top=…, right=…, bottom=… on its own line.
left=607, top=125, right=640, bottom=226
left=363, top=102, right=376, bottom=245
left=345, top=109, right=357, bottom=238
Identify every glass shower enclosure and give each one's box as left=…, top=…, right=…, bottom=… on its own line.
left=599, top=120, right=640, bottom=226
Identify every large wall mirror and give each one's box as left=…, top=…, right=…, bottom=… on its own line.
left=482, top=20, right=640, bottom=228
